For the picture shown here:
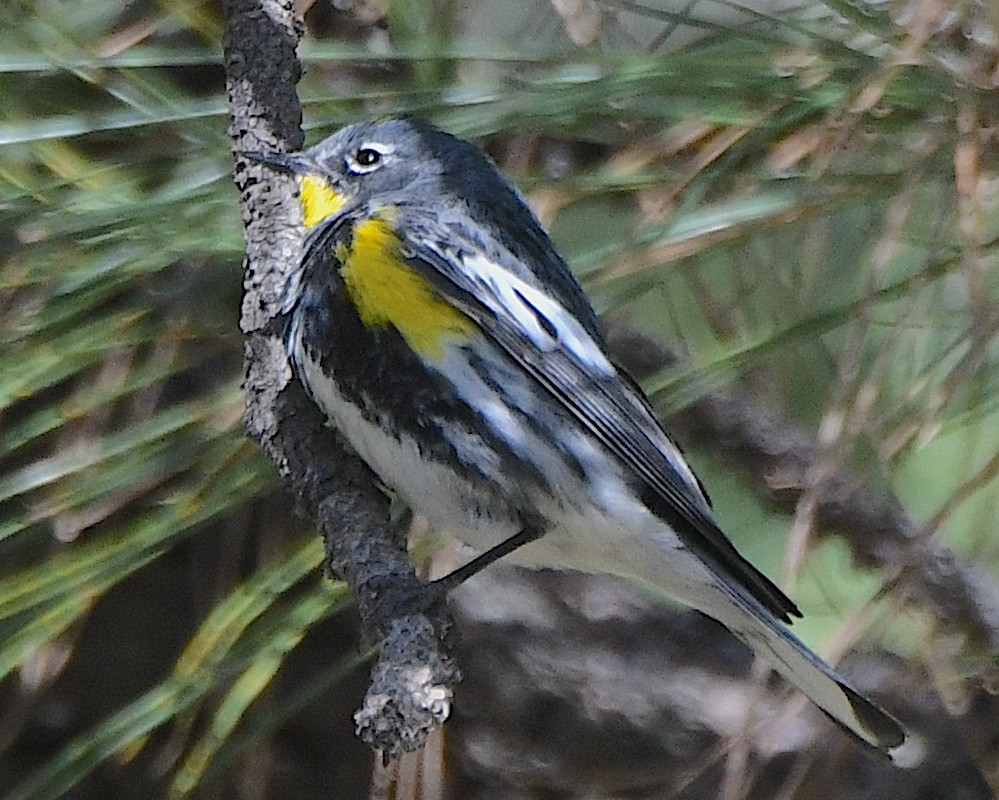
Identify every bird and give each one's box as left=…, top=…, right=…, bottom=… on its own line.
left=246, top=117, right=918, bottom=766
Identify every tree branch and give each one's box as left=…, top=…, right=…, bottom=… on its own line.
left=222, top=0, right=456, bottom=759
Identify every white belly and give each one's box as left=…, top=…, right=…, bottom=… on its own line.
left=296, top=342, right=718, bottom=602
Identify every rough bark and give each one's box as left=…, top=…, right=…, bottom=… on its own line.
left=222, top=0, right=457, bottom=759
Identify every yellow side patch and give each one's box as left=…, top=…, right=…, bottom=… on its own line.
left=339, top=214, right=476, bottom=358
left=300, top=176, right=347, bottom=229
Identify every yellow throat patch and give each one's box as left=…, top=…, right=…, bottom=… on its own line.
left=299, top=175, right=347, bottom=229
left=337, top=211, right=476, bottom=358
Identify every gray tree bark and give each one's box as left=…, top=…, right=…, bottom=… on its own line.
left=223, top=0, right=457, bottom=760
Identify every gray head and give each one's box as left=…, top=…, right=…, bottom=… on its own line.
left=249, top=118, right=523, bottom=230
left=307, top=119, right=450, bottom=202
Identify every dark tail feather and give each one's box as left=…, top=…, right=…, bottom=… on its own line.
left=704, top=581, right=923, bottom=767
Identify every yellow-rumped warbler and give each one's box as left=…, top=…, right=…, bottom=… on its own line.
left=249, top=118, right=916, bottom=765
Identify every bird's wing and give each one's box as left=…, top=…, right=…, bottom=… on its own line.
left=397, top=211, right=800, bottom=622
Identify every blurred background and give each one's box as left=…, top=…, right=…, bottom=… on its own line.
left=1, top=0, right=997, bottom=798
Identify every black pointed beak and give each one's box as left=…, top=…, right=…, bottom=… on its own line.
left=239, top=150, right=316, bottom=175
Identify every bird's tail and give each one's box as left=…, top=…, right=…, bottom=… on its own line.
left=693, top=579, right=922, bottom=767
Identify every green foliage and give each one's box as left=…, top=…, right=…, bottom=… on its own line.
left=1, top=0, right=996, bottom=796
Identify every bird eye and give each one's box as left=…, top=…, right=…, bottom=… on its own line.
left=346, top=143, right=391, bottom=174
left=355, top=148, right=381, bottom=166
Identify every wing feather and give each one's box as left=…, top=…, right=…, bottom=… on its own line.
left=398, top=214, right=800, bottom=622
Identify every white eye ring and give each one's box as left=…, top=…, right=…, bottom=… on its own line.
left=345, top=141, right=394, bottom=174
